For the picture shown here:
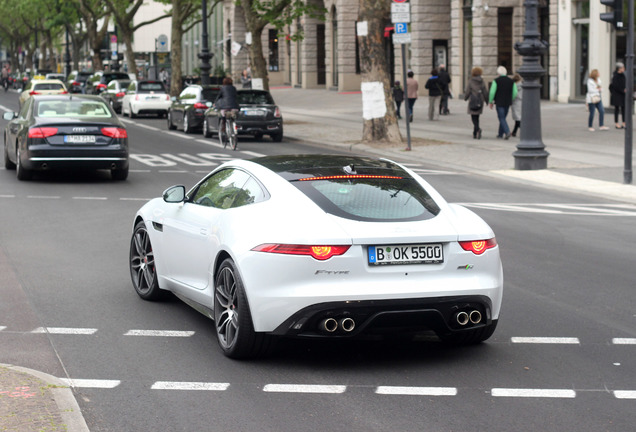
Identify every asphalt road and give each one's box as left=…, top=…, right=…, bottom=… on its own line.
left=1, top=90, right=635, bottom=431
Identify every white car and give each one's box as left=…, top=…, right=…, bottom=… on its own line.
left=121, top=80, right=171, bottom=118
left=129, top=155, right=503, bottom=358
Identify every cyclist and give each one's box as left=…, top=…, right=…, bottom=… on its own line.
left=1, top=65, right=9, bottom=91
left=214, top=77, right=240, bottom=141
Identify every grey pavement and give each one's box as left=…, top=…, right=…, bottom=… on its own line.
left=271, top=86, right=636, bottom=204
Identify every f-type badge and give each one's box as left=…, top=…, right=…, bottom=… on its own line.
left=457, top=265, right=474, bottom=270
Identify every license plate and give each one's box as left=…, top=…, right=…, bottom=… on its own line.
left=243, top=109, right=265, bottom=116
left=64, top=135, right=96, bottom=144
left=146, top=95, right=158, bottom=99
left=368, top=243, right=443, bottom=266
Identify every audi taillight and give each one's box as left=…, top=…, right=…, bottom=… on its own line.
left=28, top=127, right=58, bottom=138
left=252, top=244, right=351, bottom=261
left=101, top=127, right=128, bottom=139
left=459, top=238, right=497, bottom=255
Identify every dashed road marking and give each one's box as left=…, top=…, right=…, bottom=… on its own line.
left=0, top=326, right=6, bottom=332
left=151, top=382, right=230, bottom=391
left=460, top=202, right=636, bottom=216
left=59, top=379, right=121, bottom=389
left=72, top=196, right=108, bottom=200
left=241, top=150, right=266, bottom=158
left=166, top=131, right=194, bottom=140
left=31, top=327, right=98, bottom=335
left=491, top=388, right=576, bottom=398
left=263, top=384, right=347, bottom=394
left=119, top=197, right=152, bottom=201
left=511, top=337, right=580, bottom=344
left=27, top=195, right=60, bottom=199
left=614, top=390, right=636, bottom=399
left=124, top=330, right=195, bottom=337
left=613, top=338, right=636, bottom=345
left=375, top=386, right=457, bottom=396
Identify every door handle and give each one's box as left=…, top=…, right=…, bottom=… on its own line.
left=200, top=228, right=208, bottom=236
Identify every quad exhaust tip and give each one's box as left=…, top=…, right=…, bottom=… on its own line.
left=319, top=316, right=356, bottom=333
left=469, top=310, right=482, bottom=324
left=456, top=311, right=469, bottom=326
left=320, top=318, right=338, bottom=333
left=340, top=317, right=355, bottom=332
left=455, top=310, right=482, bottom=326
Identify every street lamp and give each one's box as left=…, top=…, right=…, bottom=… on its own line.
left=513, top=0, right=549, bottom=170
left=64, top=27, right=71, bottom=78
left=198, top=0, right=213, bottom=85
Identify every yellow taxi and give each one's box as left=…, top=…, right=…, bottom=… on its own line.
left=19, top=79, right=68, bottom=108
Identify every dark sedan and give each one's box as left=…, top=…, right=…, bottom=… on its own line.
left=67, top=71, right=92, bottom=94
left=202, top=89, right=283, bottom=142
left=167, top=84, right=220, bottom=133
left=3, top=95, right=129, bottom=181
left=100, top=79, right=130, bottom=113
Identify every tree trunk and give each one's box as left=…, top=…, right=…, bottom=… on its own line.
left=357, top=0, right=401, bottom=144
left=169, top=0, right=184, bottom=96
left=121, top=27, right=137, bottom=77
left=249, top=29, right=269, bottom=91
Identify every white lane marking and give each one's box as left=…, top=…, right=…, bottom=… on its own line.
left=0, top=195, right=16, bottom=198
left=27, top=195, right=60, bottom=199
left=124, top=330, right=195, bottom=337
left=132, top=123, right=159, bottom=131
left=459, top=203, right=564, bottom=214
left=120, top=197, right=152, bottom=201
left=31, top=327, right=97, bottom=335
left=411, top=169, right=461, bottom=175
left=0, top=326, right=6, bottom=331
left=130, top=169, right=151, bottom=173
left=166, top=131, right=194, bottom=140
left=162, top=153, right=217, bottom=166
left=119, top=118, right=134, bottom=124
left=459, top=203, right=636, bottom=216
left=542, top=203, right=636, bottom=216
left=491, top=388, right=576, bottom=398
left=263, top=384, right=346, bottom=394
left=72, top=196, right=108, bottom=200
left=613, top=338, right=636, bottom=345
left=241, top=150, right=266, bottom=157
left=151, top=382, right=230, bottom=391
left=375, top=386, right=457, bottom=396
left=511, top=337, right=580, bottom=344
left=158, top=170, right=189, bottom=173
left=614, top=391, right=636, bottom=399
left=59, top=378, right=120, bottom=388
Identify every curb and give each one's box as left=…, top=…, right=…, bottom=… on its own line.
left=0, top=363, right=90, bottom=432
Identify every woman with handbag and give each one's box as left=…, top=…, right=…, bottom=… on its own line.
left=586, top=69, right=609, bottom=131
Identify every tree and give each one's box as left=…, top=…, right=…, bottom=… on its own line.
left=357, top=0, right=401, bottom=144
left=236, top=0, right=325, bottom=91
left=104, top=0, right=171, bottom=76
left=77, top=0, right=111, bottom=72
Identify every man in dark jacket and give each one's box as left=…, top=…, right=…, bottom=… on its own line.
left=438, top=64, right=451, bottom=115
left=425, top=68, right=443, bottom=121
left=488, top=66, right=517, bottom=139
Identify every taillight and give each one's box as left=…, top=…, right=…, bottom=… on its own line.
left=251, top=244, right=351, bottom=260
left=116, top=92, right=125, bottom=97
left=28, top=127, right=58, bottom=138
left=61, top=90, right=68, bottom=94
left=274, top=107, right=281, bottom=118
left=193, top=102, right=207, bottom=110
left=72, top=81, right=79, bottom=86
left=135, top=95, right=140, bottom=101
left=165, top=95, right=170, bottom=101
left=97, top=83, right=106, bottom=89
left=29, top=91, right=40, bottom=96
left=459, top=238, right=497, bottom=255
left=101, top=127, right=128, bottom=139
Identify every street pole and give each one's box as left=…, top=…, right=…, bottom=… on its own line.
left=64, top=27, right=71, bottom=79
left=401, top=44, right=411, bottom=151
left=198, top=0, right=213, bottom=85
left=513, top=0, right=550, bottom=170
left=624, top=0, right=634, bottom=184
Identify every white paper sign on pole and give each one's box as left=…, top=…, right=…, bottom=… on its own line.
left=231, top=41, right=242, bottom=56
left=251, top=78, right=263, bottom=90
left=361, top=81, right=387, bottom=120
left=356, top=21, right=368, bottom=37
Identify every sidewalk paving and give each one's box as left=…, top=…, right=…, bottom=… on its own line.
left=271, top=87, right=636, bottom=204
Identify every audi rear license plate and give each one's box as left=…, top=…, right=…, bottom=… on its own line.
left=368, top=244, right=443, bottom=266
left=64, top=135, right=96, bottom=144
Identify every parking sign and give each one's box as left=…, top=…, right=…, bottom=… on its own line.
left=395, top=23, right=408, bottom=34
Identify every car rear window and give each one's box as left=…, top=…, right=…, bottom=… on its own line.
left=36, top=100, right=112, bottom=118
left=202, top=89, right=220, bottom=101
left=34, top=83, right=65, bottom=91
left=291, top=176, right=441, bottom=222
left=238, top=91, right=275, bottom=105
left=138, top=82, right=165, bottom=92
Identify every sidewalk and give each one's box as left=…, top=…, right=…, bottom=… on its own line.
left=0, top=364, right=89, bottom=431
left=271, top=87, right=636, bottom=204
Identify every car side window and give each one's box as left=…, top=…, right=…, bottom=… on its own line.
left=181, top=88, right=196, bottom=100
left=191, top=169, right=251, bottom=209
left=19, top=99, right=31, bottom=118
left=107, top=81, right=116, bottom=90
left=232, top=177, right=267, bottom=207
left=127, top=82, right=136, bottom=93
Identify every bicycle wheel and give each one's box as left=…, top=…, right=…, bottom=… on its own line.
left=219, top=119, right=227, bottom=148
left=228, top=119, right=238, bottom=151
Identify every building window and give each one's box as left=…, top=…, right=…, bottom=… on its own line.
left=497, top=8, right=513, bottom=72
left=269, top=29, right=279, bottom=71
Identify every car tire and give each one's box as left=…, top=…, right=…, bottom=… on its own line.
left=254, top=133, right=263, bottom=141
left=129, top=105, right=136, bottom=119
left=270, top=131, right=283, bottom=142
left=16, top=149, right=32, bottom=181
left=129, top=221, right=167, bottom=301
left=183, top=114, right=191, bottom=134
left=213, top=258, right=275, bottom=359
left=439, top=320, right=498, bottom=345
left=167, top=112, right=176, bottom=130
left=111, top=166, right=129, bottom=181
left=202, top=118, right=212, bottom=138
left=4, top=139, right=16, bottom=170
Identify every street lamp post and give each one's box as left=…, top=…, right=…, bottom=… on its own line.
left=198, top=0, right=213, bottom=85
left=64, top=27, right=71, bottom=78
left=513, top=0, right=549, bottom=170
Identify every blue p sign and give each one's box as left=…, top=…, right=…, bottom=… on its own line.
left=395, top=23, right=408, bottom=34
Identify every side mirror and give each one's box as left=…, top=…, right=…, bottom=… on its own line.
left=3, top=112, right=16, bottom=121
left=163, top=185, right=186, bottom=203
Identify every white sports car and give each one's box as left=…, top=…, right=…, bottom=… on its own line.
left=129, top=155, right=503, bottom=358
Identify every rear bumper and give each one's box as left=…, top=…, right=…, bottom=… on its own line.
left=236, top=119, right=282, bottom=135
left=22, top=146, right=129, bottom=171
left=131, top=100, right=171, bottom=114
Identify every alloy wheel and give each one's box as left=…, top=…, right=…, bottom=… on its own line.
left=214, top=266, right=239, bottom=349
left=130, top=225, right=156, bottom=296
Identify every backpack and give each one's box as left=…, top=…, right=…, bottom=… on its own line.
left=469, top=92, right=483, bottom=111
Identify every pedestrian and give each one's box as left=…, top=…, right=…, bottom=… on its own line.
left=392, top=80, right=404, bottom=119
left=159, top=68, right=169, bottom=88
left=406, top=70, right=419, bottom=123
left=609, top=62, right=626, bottom=129
left=488, top=66, right=517, bottom=139
left=511, top=73, right=523, bottom=137
left=241, top=69, right=252, bottom=89
left=438, top=64, right=451, bottom=115
left=425, top=68, right=443, bottom=121
left=464, top=66, right=489, bottom=139
left=586, top=69, right=609, bottom=131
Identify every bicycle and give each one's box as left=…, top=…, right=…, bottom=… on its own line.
left=218, top=110, right=238, bottom=151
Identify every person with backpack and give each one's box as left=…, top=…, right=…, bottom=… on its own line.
left=464, top=67, right=489, bottom=139
left=425, top=68, right=443, bottom=121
